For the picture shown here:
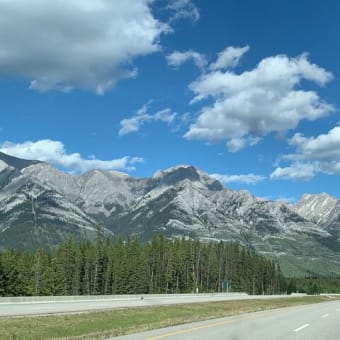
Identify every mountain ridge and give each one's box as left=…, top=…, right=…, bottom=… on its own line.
left=0, top=151, right=42, bottom=171
left=0, top=152, right=340, bottom=276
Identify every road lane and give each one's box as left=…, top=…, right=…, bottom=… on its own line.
left=0, top=293, right=300, bottom=317
left=112, top=300, right=340, bottom=340
left=0, top=293, right=244, bottom=317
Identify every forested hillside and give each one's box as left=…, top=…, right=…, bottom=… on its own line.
left=0, top=235, right=286, bottom=296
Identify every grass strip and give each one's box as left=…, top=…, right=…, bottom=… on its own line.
left=0, top=295, right=337, bottom=339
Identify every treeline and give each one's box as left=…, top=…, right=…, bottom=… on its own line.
left=0, top=235, right=286, bottom=296
left=287, top=277, right=340, bottom=295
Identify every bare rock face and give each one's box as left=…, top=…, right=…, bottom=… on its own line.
left=0, top=154, right=105, bottom=250
left=1, top=152, right=340, bottom=276
left=0, top=151, right=42, bottom=171
left=295, top=193, right=340, bottom=242
left=295, top=193, right=339, bottom=225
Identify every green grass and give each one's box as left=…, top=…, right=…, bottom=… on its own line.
left=0, top=296, right=337, bottom=339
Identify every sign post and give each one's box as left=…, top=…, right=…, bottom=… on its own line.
left=222, top=278, right=229, bottom=293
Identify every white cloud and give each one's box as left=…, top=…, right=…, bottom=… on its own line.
left=119, top=102, right=177, bottom=136
left=226, top=138, right=247, bottom=152
left=209, top=46, right=249, bottom=70
left=290, top=127, right=340, bottom=162
left=0, top=0, right=169, bottom=94
left=185, top=51, right=334, bottom=151
left=226, top=136, right=260, bottom=152
left=210, top=173, right=265, bottom=185
left=167, top=46, right=248, bottom=72
left=168, top=0, right=200, bottom=22
left=154, top=109, right=177, bottom=123
left=271, top=126, right=340, bottom=180
left=270, top=163, right=315, bottom=181
left=167, top=50, right=207, bottom=70
left=260, top=195, right=297, bottom=204
left=0, top=140, right=143, bottom=173
left=119, top=118, right=141, bottom=136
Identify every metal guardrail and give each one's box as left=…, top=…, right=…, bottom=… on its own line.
left=0, top=292, right=249, bottom=304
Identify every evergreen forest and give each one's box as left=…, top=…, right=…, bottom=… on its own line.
left=0, top=235, right=286, bottom=296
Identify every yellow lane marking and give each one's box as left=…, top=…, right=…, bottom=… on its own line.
left=144, top=310, right=274, bottom=340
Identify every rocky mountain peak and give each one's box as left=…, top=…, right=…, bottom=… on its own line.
left=151, top=165, right=223, bottom=191
left=0, top=159, right=8, bottom=172
left=2, top=151, right=340, bottom=276
left=153, top=165, right=200, bottom=181
left=109, top=170, right=131, bottom=178
left=295, top=192, right=339, bottom=224
left=0, top=151, right=42, bottom=171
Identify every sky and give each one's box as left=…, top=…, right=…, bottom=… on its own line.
left=0, top=0, right=340, bottom=202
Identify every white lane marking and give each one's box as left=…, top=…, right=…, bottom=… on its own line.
left=322, top=313, right=329, bottom=318
left=294, top=324, right=309, bottom=332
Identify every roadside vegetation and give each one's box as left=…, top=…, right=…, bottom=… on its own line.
left=0, top=296, right=337, bottom=339
left=286, top=276, right=340, bottom=295
left=1, top=234, right=340, bottom=297
left=0, top=235, right=285, bottom=296
left=1, top=235, right=340, bottom=339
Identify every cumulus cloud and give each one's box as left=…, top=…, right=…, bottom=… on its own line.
left=289, top=127, right=340, bottom=162
left=271, top=126, right=340, bottom=180
left=209, top=46, right=250, bottom=70
left=119, top=102, right=177, bottom=136
left=0, top=0, right=170, bottom=94
left=270, top=163, right=315, bottom=181
left=0, top=140, right=143, bottom=173
left=167, top=50, right=207, bottom=70
left=210, top=173, right=265, bottom=185
left=184, top=50, right=334, bottom=151
left=167, top=0, right=200, bottom=22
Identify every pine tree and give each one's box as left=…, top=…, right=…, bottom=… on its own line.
left=112, top=237, right=128, bottom=294
left=0, top=236, right=290, bottom=296
left=54, top=238, right=78, bottom=295
left=31, top=248, right=52, bottom=295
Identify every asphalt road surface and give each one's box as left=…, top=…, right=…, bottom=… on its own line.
left=112, top=300, right=340, bottom=340
left=0, top=293, right=299, bottom=317
left=0, top=293, right=253, bottom=317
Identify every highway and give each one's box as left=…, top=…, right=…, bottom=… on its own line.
left=113, top=299, right=340, bottom=340
left=0, top=293, right=300, bottom=317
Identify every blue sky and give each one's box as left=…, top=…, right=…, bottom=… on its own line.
left=0, top=0, right=340, bottom=202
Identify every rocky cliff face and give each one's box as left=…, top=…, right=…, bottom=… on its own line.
left=1, top=152, right=340, bottom=276
left=295, top=192, right=340, bottom=244
left=0, top=153, right=103, bottom=250
left=295, top=193, right=339, bottom=225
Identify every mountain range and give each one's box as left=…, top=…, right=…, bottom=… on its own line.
left=1, top=151, right=340, bottom=277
